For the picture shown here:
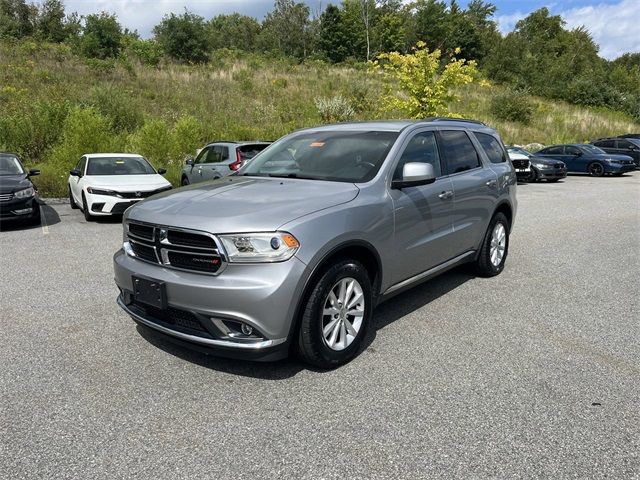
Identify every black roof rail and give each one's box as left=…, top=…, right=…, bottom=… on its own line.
left=206, top=140, right=239, bottom=145
left=424, top=117, right=487, bottom=126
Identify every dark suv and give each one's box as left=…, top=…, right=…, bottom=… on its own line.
left=591, top=137, right=640, bottom=168
left=114, top=118, right=517, bottom=368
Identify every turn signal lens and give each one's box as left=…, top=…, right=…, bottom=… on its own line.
left=282, top=234, right=299, bottom=248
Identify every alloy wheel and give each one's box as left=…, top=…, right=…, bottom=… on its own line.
left=490, top=222, right=506, bottom=267
left=321, top=277, right=365, bottom=351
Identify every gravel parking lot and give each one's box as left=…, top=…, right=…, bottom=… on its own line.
left=1, top=174, right=639, bottom=479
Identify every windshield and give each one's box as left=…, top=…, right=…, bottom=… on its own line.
left=0, top=154, right=25, bottom=176
left=86, top=156, right=156, bottom=175
left=580, top=145, right=605, bottom=154
left=240, top=131, right=399, bottom=183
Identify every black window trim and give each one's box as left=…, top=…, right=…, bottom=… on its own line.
left=473, top=131, right=508, bottom=164
left=387, top=127, right=446, bottom=186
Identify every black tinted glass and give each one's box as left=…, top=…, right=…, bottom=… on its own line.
left=440, top=130, right=481, bottom=173
left=0, top=154, right=24, bottom=175
left=475, top=132, right=507, bottom=164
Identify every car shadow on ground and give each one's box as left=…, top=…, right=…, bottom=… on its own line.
left=0, top=201, right=60, bottom=232
left=136, top=266, right=475, bottom=380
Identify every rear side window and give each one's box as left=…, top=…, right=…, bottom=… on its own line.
left=475, top=132, right=507, bottom=164
left=238, top=144, right=269, bottom=160
left=616, top=139, right=633, bottom=149
left=595, top=140, right=615, bottom=148
left=542, top=146, right=564, bottom=154
left=439, top=130, right=481, bottom=174
left=394, top=131, right=442, bottom=179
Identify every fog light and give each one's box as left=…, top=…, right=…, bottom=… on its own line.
left=241, top=323, right=253, bottom=336
left=12, top=208, right=33, bottom=215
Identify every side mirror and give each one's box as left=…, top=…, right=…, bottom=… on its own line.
left=157, top=168, right=167, bottom=174
left=28, top=169, right=40, bottom=177
left=185, top=158, right=194, bottom=166
left=392, top=162, right=437, bottom=189
left=69, top=168, right=81, bottom=177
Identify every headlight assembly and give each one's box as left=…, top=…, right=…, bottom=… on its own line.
left=87, top=187, right=120, bottom=196
left=14, top=187, right=35, bottom=199
left=219, top=232, right=300, bottom=263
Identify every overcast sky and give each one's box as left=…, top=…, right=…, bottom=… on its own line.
left=58, top=0, right=638, bottom=60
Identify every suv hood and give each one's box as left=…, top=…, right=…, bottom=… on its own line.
left=0, top=174, right=32, bottom=194
left=126, top=176, right=360, bottom=233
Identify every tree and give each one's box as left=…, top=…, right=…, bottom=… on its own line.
left=0, top=0, right=37, bottom=38
left=318, top=4, right=349, bottom=62
left=208, top=13, right=261, bottom=51
left=153, top=10, right=209, bottom=63
left=375, top=41, right=480, bottom=118
left=36, top=0, right=66, bottom=42
left=259, top=0, right=310, bottom=59
left=79, top=12, right=122, bottom=59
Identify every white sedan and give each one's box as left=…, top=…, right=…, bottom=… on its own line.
left=68, top=153, right=172, bottom=221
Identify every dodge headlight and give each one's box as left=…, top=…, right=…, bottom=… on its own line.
left=14, top=187, right=35, bottom=198
left=219, top=232, right=300, bottom=263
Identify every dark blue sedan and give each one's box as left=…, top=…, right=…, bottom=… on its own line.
left=536, top=144, right=636, bottom=177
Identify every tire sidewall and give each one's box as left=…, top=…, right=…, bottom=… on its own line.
left=483, top=213, right=509, bottom=275
left=589, top=162, right=604, bottom=177
left=305, top=261, right=373, bottom=366
left=82, top=193, right=92, bottom=221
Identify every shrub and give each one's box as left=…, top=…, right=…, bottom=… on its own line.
left=315, top=96, right=355, bottom=123
left=78, top=12, right=122, bottom=59
left=89, top=86, right=144, bottom=133
left=489, top=89, right=535, bottom=124
left=169, top=116, right=204, bottom=163
left=126, top=38, right=163, bottom=66
left=126, top=118, right=172, bottom=166
left=153, top=11, right=209, bottom=63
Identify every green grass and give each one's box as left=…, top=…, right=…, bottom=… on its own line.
left=1, top=42, right=638, bottom=196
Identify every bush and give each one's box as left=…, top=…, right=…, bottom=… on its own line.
left=126, top=118, right=172, bottom=166
left=126, top=38, right=163, bottom=66
left=315, top=96, right=355, bottom=123
left=89, top=86, right=144, bottom=133
left=153, top=11, right=209, bottom=63
left=489, top=89, right=534, bottom=124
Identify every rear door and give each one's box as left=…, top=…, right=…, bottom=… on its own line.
left=564, top=145, right=586, bottom=172
left=540, top=146, right=573, bottom=169
left=389, top=129, right=456, bottom=282
left=616, top=139, right=640, bottom=164
left=438, top=129, right=499, bottom=254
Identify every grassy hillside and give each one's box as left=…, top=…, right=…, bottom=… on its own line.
left=1, top=42, right=639, bottom=196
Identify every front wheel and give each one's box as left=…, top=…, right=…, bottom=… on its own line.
left=474, top=212, right=510, bottom=277
left=181, top=176, right=190, bottom=186
left=588, top=162, right=604, bottom=177
left=296, top=259, right=372, bottom=369
left=528, top=168, right=538, bottom=182
left=82, top=193, right=93, bottom=222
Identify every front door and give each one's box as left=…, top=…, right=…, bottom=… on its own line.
left=390, top=130, right=456, bottom=283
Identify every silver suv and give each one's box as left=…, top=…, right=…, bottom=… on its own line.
left=181, top=141, right=270, bottom=185
left=114, top=119, right=517, bottom=368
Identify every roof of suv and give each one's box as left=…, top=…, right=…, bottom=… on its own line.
left=205, top=141, right=272, bottom=147
left=299, top=118, right=493, bottom=133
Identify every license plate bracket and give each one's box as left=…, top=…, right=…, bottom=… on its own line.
left=132, top=276, right=167, bottom=309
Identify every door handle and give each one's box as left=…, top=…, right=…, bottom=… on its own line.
left=438, top=190, right=454, bottom=200
left=486, top=179, right=497, bottom=188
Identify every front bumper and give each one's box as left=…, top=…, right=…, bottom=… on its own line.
left=514, top=167, right=531, bottom=180
left=535, top=166, right=567, bottom=179
left=87, top=192, right=142, bottom=215
left=113, top=249, right=309, bottom=360
left=605, top=164, right=636, bottom=174
left=0, top=195, right=39, bottom=222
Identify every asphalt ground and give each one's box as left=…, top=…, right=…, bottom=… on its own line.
left=1, top=173, right=639, bottom=479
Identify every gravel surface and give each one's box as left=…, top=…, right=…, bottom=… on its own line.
left=1, top=174, right=639, bottom=479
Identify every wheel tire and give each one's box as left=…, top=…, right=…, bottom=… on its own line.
left=528, top=168, right=538, bottom=183
left=474, top=212, right=509, bottom=277
left=82, top=193, right=93, bottom=222
left=296, top=259, right=373, bottom=369
left=588, top=162, right=604, bottom=177
left=181, top=176, right=190, bottom=186
left=69, top=186, right=79, bottom=209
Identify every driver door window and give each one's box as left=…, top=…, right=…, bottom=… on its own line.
left=195, top=148, right=211, bottom=164
left=565, top=146, right=581, bottom=156
left=393, top=131, right=442, bottom=179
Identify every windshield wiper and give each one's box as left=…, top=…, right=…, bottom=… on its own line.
left=267, top=173, right=316, bottom=180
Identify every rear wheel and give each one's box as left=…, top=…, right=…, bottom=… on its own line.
left=528, top=168, right=538, bottom=182
left=588, top=162, right=604, bottom=177
left=69, top=186, right=79, bottom=209
left=296, top=259, right=372, bottom=369
left=82, top=193, right=93, bottom=222
left=474, top=212, right=509, bottom=277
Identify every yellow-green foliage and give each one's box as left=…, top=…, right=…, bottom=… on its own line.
left=375, top=42, right=480, bottom=118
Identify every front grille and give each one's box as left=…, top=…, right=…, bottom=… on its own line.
left=0, top=193, right=13, bottom=202
left=511, top=159, right=529, bottom=169
left=126, top=222, right=223, bottom=275
left=118, top=188, right=168, bottom=199
left=554, top=164, right=563, bottom=169
left=129, top=301, right=210, bottom=337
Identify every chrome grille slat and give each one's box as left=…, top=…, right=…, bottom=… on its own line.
left=0, top=193, right=14, bottom=202
left=126, top=222, right=225, bottom=275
